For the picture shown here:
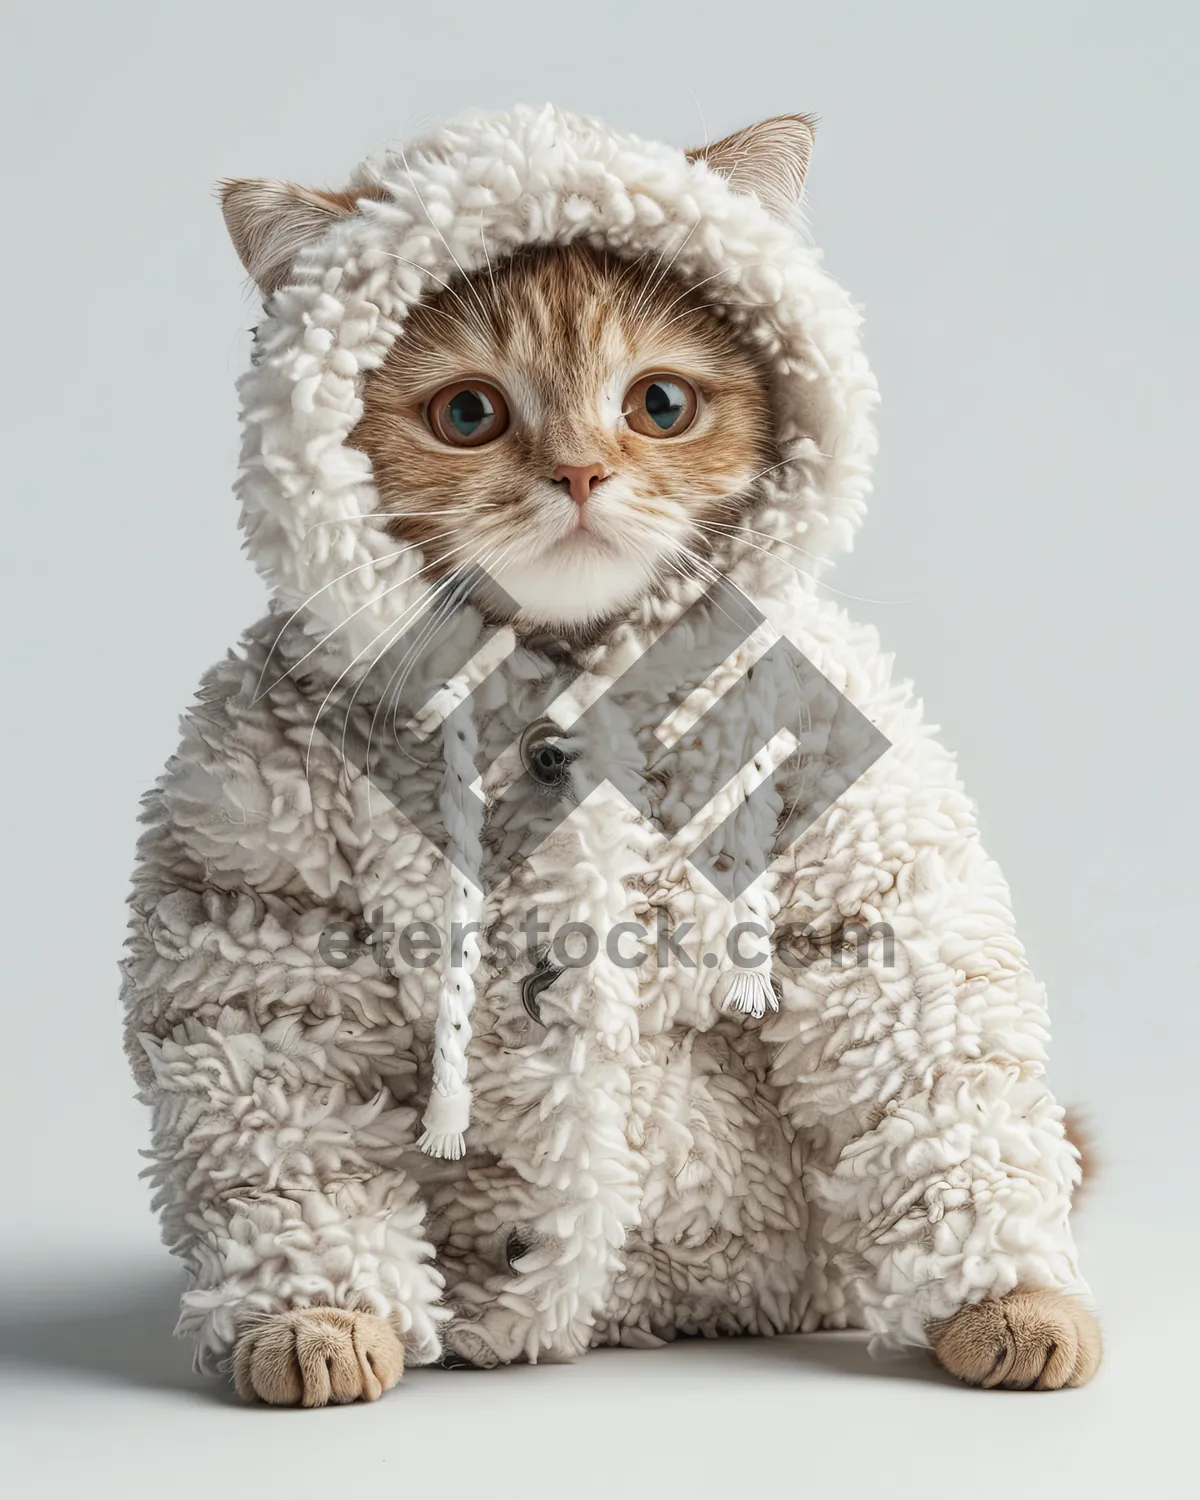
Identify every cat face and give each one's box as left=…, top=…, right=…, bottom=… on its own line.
left=349, top=245, right=774, bottom=630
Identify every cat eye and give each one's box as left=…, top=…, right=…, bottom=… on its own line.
left=426, top=380, right=510, bottom=448
left=623, top=374, right=699, bottom=439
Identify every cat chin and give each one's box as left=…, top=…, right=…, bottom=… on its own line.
left=483, top=548, right=661, bottom=630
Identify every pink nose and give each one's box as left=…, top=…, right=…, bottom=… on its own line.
left=553, top=462, right=610, bottom=506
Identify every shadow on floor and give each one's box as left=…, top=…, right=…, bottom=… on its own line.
left=735, top=1330, right=954, bottom=1385
left=0, top=1267, right=954, bottom=1399
left=580, top=1327, right=955, bottom=1387
left=0, top=1268, right=233, bottom=1401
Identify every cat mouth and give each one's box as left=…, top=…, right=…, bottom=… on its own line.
left=549, top=527, right=615, bottom=557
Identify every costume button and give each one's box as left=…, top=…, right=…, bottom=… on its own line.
left=505, top=1229, right=531, bottom=1272
left=519, top=718, right=570, bottom=788
left=521, top=961, right=561, bottom=1024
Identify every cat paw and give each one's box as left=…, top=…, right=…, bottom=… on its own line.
left=232, top=1308, right=404, bottom=1407
left=927, top=1286, right=1102, bottom=1390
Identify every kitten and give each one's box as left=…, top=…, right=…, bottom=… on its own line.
left=130, top=112, right=1101, bottom=1406
left=349, top=243, right=775, bottom=632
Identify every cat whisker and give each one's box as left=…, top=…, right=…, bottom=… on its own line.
left=691, top=514, right=875, bottom=578
left=688, top=516, right=830, bottom=566
left=363, top=537, right=518, bottom=830
left=688, top=520, right=910, bottom=606
left=626, top=217, right=702, bottom=335
left=633, top=451, right=823, bottom=515
left=650, top=263, right=765, bottom=323
left=742, top=450, right=829, bottom=485
left=301, top=524, right=496, bottom=781
left=665, top=546, right=761, bottom=636
left=356, top=571, right=474, bottom=832
left=364, top=567, right=470, bottom=783
left=306, top=565, right=465, bottom=787
left=253, top=541, right=430, bottom=701
left=377, top=544, right=501, bottom=737
left=478, top=212, right=498, bottom=297
left=381, top=252, right=494, bottom=347
left=689, top=519, right=831, bottom=589
left=255, top=526, right=464, bottom=702
left=397, top=143, right=494, bottom=333
left=302, top=574, right=437, bottom=780
left=658, top=300, right=734, bottom=333
left=368, top=508, right=483, bottom=524
left=686, top=86, right=710, bottom=152
left=304, top=507, right=481, bottom=532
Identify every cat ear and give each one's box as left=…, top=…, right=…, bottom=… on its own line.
left=687, top=114, right=816, bottom=219
left=217, top=179, right=385, bottom=295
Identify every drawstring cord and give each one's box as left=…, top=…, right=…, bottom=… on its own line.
left=416, top=673, right=486, bottom=1160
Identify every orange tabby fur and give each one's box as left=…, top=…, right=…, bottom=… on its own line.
left=928, top=1286, right=1102, bottom=1390
left=349, top=243, right=775, bottom=630
left=233, top=1307, right=404, bottom=1406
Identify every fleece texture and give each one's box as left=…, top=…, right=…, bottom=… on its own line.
left=121, top=104, right=1087, bottom=1373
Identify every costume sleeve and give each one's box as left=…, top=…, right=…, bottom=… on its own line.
left=767, top=631, right=1087, bottom=1349
left=120, top=654, right=445, bottom=1372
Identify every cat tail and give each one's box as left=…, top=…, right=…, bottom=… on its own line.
left=1063, top=1107, right=1097, bottom=1203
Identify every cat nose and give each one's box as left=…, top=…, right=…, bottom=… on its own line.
left=552, top=462, right=610, bottom=506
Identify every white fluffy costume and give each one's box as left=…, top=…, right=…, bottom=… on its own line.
left=121, top=104, right=1088, bottom=1377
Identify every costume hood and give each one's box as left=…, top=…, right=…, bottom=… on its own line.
left=235, top=104, right=877, bottom=663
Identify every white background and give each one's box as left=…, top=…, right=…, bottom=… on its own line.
left=0, top=1, right=1195, bottom=1495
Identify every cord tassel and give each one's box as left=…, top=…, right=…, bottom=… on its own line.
left=720, top=969, right=778, bottom=1019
